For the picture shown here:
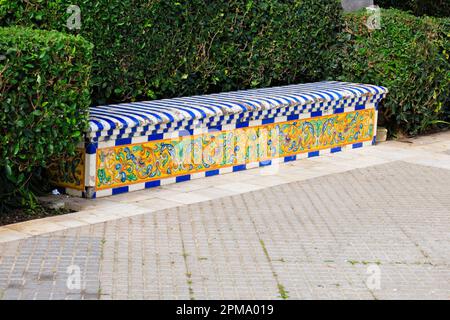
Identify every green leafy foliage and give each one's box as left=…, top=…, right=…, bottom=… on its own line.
left=0, top=26, right=93, bottom=211
left=1, top=1, right=448, bottom=215
left=333, top=9, right=450, bottom=136
left=0, top=0, right=343, bottom=104
left=375, top=0, right=450, bottom=17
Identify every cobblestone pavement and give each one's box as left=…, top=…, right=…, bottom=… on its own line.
left=0, top=159, right=449, bottom=300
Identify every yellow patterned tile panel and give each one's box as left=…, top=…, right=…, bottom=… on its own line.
left=96, top=109, right=375, bottom=190
left=48, top=149, right=85, bottom=190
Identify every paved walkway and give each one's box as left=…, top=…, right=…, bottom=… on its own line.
left=0, top=131, right=449, bottom=300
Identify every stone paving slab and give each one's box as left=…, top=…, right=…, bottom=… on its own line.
left=0, top=130, right=449, bottom=299
left=0, top=160, right=449, bottom=300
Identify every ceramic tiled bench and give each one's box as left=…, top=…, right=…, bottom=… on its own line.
left=49, top=81, right=388, bottom=198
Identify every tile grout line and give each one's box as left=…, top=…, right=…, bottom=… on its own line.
left=176, top=206, right=195, bottom=300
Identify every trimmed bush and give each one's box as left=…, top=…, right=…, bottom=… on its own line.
left=375, top=0, right=450, bottom=17
left=334, top=9, right=450, bottom=136
left=0, top=0, right=343, bottom=104
left=0, top=27, right=93, bottom=210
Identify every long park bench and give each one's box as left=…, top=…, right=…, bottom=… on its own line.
left=49, top=81, right=388, bottom=198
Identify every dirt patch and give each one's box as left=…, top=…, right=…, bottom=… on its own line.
left=0, top=206, right=73, bottom=227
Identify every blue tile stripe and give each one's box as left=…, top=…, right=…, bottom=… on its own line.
left=284, top=155, right=296, bottom=162
left=115, top=137, right=132, bottom=146
left=311, top=111, right=322, bottom=118
left=260, top=160, right=272, bottom=166
left=331, top=147, right=342, bottom=153
left=176, top=175, right=191, bottom=183
left=233, top=164, right=246, bottom=172
left=145, top=180, right=161, bottom=188
left=86, top=142, right=98, bottom=154
left=112, top=186, right=129, bottom=195
left=205, top=169, right=219, bottom=177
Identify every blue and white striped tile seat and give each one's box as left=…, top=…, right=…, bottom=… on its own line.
left=50, top=81, right=388, bottom=198
left=87, top=81, right=387, bottom=142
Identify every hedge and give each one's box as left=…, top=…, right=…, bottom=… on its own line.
left=375, top=0, right=450, bottom=17
left=334, top=9, right=450, bottom=136
left=0, top=0, right=343, bottom=105
left=0, top=27, right=93, bottom=210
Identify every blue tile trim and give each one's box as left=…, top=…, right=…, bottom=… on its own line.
left=112, top=186, right=129, bottom=195
left=262, top=118, right=275, bottom=125
left=308, top=151, right=320, bottom=158
left=287, top=114, right=299, bottom=121
left=176, top=174, right=191, bottom=183
left=331, top=147, right=342, bottom=153
left=334, top=108, right=344, bottom=114
left=145, top=180, right=161, bottom=188
left=206, top=169, right=219, bottom=177
left=86, top=142, right=98, bottom=154
left=311, top=111, right=322, bottom=118
left=260, top=160, right=272, bottom=167
left=355, top=104, right=366, bottom=111
left=236, top=121, right=249, bottom=129
left=115, top=138, right=132, bottom=146
left=148, top=133, right=164, bottom=141
left=284, top=155, right=296, bottom=162
left=233, top=164, right=246, bottom=172
left=352, top=142, right=363, bottom=149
